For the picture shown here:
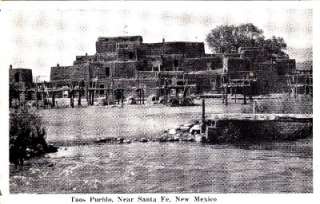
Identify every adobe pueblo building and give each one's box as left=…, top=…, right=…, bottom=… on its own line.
left=10, top=35, right=304, bottom=107
left=49, top=35, right=296, bottom=100
left=9, top=65, right=33, bottom=89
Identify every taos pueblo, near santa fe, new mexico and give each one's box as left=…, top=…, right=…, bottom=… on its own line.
left=9, top=26, right=312, bottom=193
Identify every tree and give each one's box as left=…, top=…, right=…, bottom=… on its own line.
left=262, top=36, right=287, bottom=57
left=206, top=23, right=287, bottom=56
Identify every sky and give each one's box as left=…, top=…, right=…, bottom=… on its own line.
left=0, top=1, right=313, bottom=81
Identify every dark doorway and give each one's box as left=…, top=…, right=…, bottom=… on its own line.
left=100, top=84, right=105, bottom=95
left=174, top=59, right=179, bottom=67
left=129, top=52, right=135, bottom=60
left=105, top=67, right=110, bottom=77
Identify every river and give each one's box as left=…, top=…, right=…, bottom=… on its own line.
left=10, top=101, right=313, bottom=193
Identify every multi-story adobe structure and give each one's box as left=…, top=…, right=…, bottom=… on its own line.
left=9, top=65, right=34, bottom=106
left=46, top=35, right=296, bottom=99
left=9, top=65, right=33, bottom=89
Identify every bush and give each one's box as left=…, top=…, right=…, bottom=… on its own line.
left=9, top=108, right=49, bottom=167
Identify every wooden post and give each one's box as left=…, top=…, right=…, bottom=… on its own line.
left=105, top=89, right=109, bottom=105
left=35, top=85, right=39, bottom=109
left=86, top=84, right=89, bottom=105
left=72, top=92, right=74, bottom=108
left=70, top=90, right=74, bottom=108
left=142, top=89, right=145, bottom=104
left=293, top=75, right=297, bottom=98
left=87, top=90, right=90, bottom=106
left=42, top=89, right=45, bottom=109
left=253, top=100, right=256, bottom=114
left=69, top=90, right=72, bottom=107
left=78, top=89, right=81, bottom=106
left=201, top=98, right=206, bottom=133
left=164, top=88, right=167, bottom=105
left=202, top=98, right=205, bottom=122
left=243, top=87, right=247, bottom=105
left=121, top=89, right=124, bottom=107
left=139, top=89, right=141, bottom=104
left=230, top=86, right=233, bottom=97
left=52, top=91, right=55, bottom=108
left=111, top=89, right=114, bottom=105
left=225, top=87, right=228, bottom=105
left=91, top=90, right=95, bottom=105
left=164, top=79, right=168, bottom=105
left=222, top=86, right=224, bottom=104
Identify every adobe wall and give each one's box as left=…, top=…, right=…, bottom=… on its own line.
left=50, top=65, right=73, bottom=81
left=9, top=68, right=33, bottom=88
left=136, top=55, right=221, bottom=72
left=275, top=59, right=295, bottom=75
left=254, top=62, right=290, bottom=94
left=109, top=61, right=137, bottom=78
left=137, top=71, right=158, bottom=79
left=222, top=58, right=295, bottom=94
left=181, top=57, right=223, bottom=72
left=93, top=78, right=158, bottom=97
left=185, top=73, right=217, bottom=93
left=137, top=42, right=205, bottom=58
left=96, top=36, right=143, bottom=53
left=161, top=55, right=184, bottom=71
left=96, top=41, right=117, bottom=53
left=88, top=63, right=109, bottom=80
left=70, top=64, right=90, bottom=81
left=73, top=54, right=96, bottom=65
left=223, top=57, right=251, bottom=76
left=51, top=63, right=92, bottom=82
left=136, top=56, right=162, bottom=71
left=239, top=47, right=271, bottom=62
left=117, top=48, right=137, bottom=61
left=96, top=52, right=117, bottom=62
left=157, top=71, right=217, bottom=94
left=97, top=36, right=143, bottom=43
left=136, top=54, right=185, bottom=72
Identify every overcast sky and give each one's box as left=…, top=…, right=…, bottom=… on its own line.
left=0, top=2, right=313, bottom=80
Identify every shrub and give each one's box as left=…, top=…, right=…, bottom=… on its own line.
left=9, top=108, right=48, bottom=167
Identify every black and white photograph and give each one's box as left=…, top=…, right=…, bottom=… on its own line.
left=0, top=0, right=316, bottom=198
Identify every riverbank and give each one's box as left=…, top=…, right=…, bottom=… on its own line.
left=10, top=138, right=312, bottom=193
